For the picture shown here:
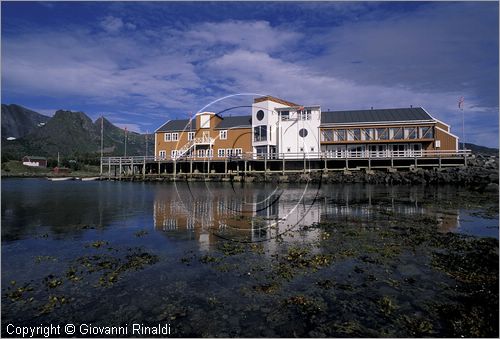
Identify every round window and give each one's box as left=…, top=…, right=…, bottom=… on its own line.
left=299, top=128, right=308, bottom=138
left=256, top=110, right=264, bottom=121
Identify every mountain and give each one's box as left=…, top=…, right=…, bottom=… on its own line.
left=462, top=143, right=499, bottom=156
left=2, top=106, right=153, bottom=160
left=1, top=104, right=51, bottom=139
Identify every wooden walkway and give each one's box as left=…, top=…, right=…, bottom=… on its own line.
left=100, top=150, right=471, bottom=180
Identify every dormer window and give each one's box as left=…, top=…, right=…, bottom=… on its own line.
left=200, top=114, right=210, bottom=128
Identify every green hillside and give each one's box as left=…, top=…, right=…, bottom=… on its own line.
left=2, top=106, right=154, bottom=161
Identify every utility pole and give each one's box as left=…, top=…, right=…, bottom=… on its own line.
left=100, top=115, right=104, bottom=174
left=124, top=127, right=128, bottom=157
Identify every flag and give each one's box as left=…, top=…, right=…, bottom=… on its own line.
left=458, top=97, right=464, bottom=109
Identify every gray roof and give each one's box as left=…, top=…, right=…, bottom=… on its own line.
left=215, top=115, right=252, bottom=129
left=157, top=119, right=196, bottom=132
left=321, top=107, right=433, bottom=125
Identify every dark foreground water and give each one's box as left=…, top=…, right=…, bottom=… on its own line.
left=2, top=178, right=498, bottom=337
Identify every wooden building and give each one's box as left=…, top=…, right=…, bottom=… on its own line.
left=155, top=112, right=252, bottom=160
left=155, top=96, right=458, bottom=160
left=22, top=156, right=47, bottom=167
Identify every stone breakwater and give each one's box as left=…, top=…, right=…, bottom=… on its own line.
left=260, top=155, right=499, bottom=189
left=141, top=154, right=499, bottom=189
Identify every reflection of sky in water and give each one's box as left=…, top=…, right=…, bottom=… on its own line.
left=2, top=179, right=498, bottom=247
left=1, top=179, right=498, bottom=334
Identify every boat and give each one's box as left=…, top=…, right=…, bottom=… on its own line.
left=80, top=177, right=100, bottom=181
left=47, top=177, right=74, bottom=181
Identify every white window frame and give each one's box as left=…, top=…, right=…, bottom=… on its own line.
left=218, top=149, right=225, bottom=157
left=226, top=149, right=233, bottom=157
left=234, top=148, right=242, bottom=156
left=219, top=130, right=227, bottom=140
left=188, top=132, right=195, bottom=141
left=171, top=132, right=179, bottom=141
left=159, top=150, right=166, bottom=159
left=164, top=133, right=171, bottom=142
left=170, top=150, right=177, bottom=158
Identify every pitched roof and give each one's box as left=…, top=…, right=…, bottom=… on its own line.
left=156, top=119, right=196, bottom=132
left=321, top=107, right=433, bottom=125
left=253, top=96, right=300, bottom=107
left=215, top=115, right=252, bottom=129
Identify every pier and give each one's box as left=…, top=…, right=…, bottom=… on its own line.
left=100, top=150, right=471, bottom=180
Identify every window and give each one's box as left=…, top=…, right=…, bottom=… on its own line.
left=226, top=149, right=233, bottom=157
left=171, top=150, right=177, bottom=158
left=348, top=129, right=361, bottom=141
left=420, top=126, right=434, bottom=139
left=391, top=128, right=403, bottom=140
left=207, top=149, right=213, bottom=157
left=376, top=128, right=389, bottom=140
left=164, top=133, right=171, bottom=142
left=299, top=128, right=308, bottom=138
left=281, top=111, right=290, bottom=121
left=219, top=130, right=227, bottom=140
left=321, top=130, right=334, bottom=142
left=159, top=150, right=166, bottom=159
left=200, top=114, right=210, bottom=128
left=363, top=128, right=374, bottom=140
left=218, top=149, right=225, bottom=157
left=188, top=132, right=195, bottom=141
left=335, top=129, right=346, bottom=141
left=300, top=110, right=311, bottom=120
left=256, top=110, right=265, bottom=121
left=404, top=127, right=417, bottom=139
left=197, top=149, right=205, bottom=157
left=235, top=148, right=242, bottom=156
left=254, top=125, right=267, bottom=142
left=172, top=132, right=179, bottom=141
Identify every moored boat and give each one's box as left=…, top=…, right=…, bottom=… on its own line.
left=80, top=177, right=100, bottom=181
left=47, top=177, right=74, bottom=181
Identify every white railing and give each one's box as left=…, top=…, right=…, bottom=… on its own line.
left=101, top=149, right=471, bottom=164
left=172, top=136, right=215, bottom=160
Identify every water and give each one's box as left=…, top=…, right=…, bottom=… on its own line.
left=2, top=178, right=498, bottom=337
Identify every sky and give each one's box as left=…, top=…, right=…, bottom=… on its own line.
left=2, top=1, right=499, bottom=147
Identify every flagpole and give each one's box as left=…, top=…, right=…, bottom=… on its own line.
left=458, top=97, right=465, bottom=151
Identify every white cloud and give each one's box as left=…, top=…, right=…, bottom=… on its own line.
left=2, top=10, right=497, bottom=147
left=100, top=16, right=124, bottom=33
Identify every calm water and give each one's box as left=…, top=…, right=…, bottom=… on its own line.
left=2, top=178, right=498, bottom=337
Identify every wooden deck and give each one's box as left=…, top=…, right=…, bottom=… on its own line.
left=100, top=150, right=471, bottom=180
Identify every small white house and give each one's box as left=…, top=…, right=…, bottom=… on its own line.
left=22, top=156, right=47, bottom=167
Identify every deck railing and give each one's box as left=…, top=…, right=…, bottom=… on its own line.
left=101, top=149, right=471, bottom=165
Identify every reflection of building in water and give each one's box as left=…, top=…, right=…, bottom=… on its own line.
left=320, top=185, right=459, bottom=232
left=153, top=184, right=460, bottom=250
left=153, top=184, right=322, bottom=250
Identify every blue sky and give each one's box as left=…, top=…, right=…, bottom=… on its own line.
left=2, top=1, right=498, bottom=147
